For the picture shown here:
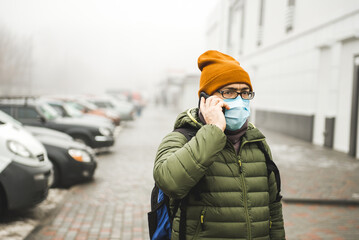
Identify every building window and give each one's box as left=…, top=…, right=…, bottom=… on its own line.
left=285, top=0, right=295, bottom=33
left=227, top=0, right=245, bottom=54
left=257, top=0, right=265, bottom=46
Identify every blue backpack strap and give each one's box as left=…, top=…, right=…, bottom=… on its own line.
left=148, top=184, right=172, bottom=240
left=148, top=128, right=198, bottom=240
left=152, top=189, right=172, bottom=240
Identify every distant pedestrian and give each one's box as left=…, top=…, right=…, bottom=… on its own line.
left=153, top=50, right=285, bottom=239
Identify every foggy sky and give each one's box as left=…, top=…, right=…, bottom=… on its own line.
left=0, top=0, right=218, bottom=95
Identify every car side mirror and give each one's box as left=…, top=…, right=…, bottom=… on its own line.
left=39, top=116, right=46, bottom=123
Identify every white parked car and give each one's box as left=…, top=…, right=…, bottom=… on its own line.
left=0, top=111, right=53, bottom=212
left=85, top=95, right=136, bottom=121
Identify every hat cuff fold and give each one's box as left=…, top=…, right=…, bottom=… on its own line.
left=198, top=68, right=252, bottom=97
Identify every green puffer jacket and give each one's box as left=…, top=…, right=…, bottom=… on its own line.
left=154, top=108, right=285, bottom=240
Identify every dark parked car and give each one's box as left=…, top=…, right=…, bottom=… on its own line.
left=25, top=126, right=97, bottom=188
left=0, top=97, right=116, bottom=150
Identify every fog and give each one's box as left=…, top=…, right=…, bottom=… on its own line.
left=0, top=0, right=218, bottom=95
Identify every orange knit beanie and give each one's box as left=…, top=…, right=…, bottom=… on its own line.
left=198, top=50, right=252, bottom=96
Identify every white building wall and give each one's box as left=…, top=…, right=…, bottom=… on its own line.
left=313, top=47, right=331, bottom=146
left=206, top=0, right=232, bottom=53
left=260, top=0, right=287, bottom=49
left=295, top=0, right=359, bottom=33
left=206, top=0, right=359, bottom=157
left=357, top=74, right=359, bottom=159
left=243, top=33, right=322, bottom=116
left=336, top=39, right=359, bottom=153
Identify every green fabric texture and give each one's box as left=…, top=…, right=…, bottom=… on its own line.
left=154, top=108, right=285, bottom=240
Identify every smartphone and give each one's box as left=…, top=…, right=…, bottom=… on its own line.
left=200, top=91, right=210, bottom=100
left=198, top=91, right=209, bottom=108
left=198, top=91, right=225, bottom=113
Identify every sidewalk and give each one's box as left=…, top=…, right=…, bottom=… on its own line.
left=260, top=127, right=359, bottom=204
left=259, top=128, right=359, bottom=239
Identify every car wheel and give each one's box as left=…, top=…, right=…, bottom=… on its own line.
left=51, top=163, right=61, bottom=188
left=0, top=185, right=7, bottom=215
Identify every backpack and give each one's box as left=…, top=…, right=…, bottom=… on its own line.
left=147, top=126, right=282, bottom=240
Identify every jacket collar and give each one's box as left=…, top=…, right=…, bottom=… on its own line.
left=174, top=108, right=265, bottom=142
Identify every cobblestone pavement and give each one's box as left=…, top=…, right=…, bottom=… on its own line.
left=261, top=128, right=359, bottom=239
left=26, top=105, right=359, bottom=240
left=0, top=189, right=68, bottom=240
left=262, top=128, right=359, bottom=202
left=283, top=203, right=359, bottom=239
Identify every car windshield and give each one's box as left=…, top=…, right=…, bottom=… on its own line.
left=0, top=110, right=22, bottom=126
left=93, top=101, right=114, bottom=109
left=66, top=102, right=85, bottom=112
left=64, top=103, right=83, bottom=117
left=77, top=100, right=97, bottom=110
left=38, top=103, right=60, bottom=120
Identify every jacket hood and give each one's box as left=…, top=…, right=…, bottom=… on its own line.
left=174, top=107, right=265, bottom=141
left=243, top=122, right=266, bottom=142
left=173, top=108, right=203, bottom=130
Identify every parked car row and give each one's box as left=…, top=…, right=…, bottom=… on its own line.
left=0, top=97, right=116, bottom=149
left=45, top=97, right=122, bottom=126
left=0, top=93, right=144, bottom=214
left=86, top=95, right=136, bottom=121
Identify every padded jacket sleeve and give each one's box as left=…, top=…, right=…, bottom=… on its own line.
left=153, top=124, right=226, bottom=199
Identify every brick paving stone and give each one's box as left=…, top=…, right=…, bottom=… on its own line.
left=283, top=202, right=359, bottom=239
left=261, top=128, right=359, bottom=202
left=26, top=106, right=359, bottom=239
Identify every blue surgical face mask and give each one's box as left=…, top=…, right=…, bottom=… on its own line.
left=223, top=96, right=250, bottom=131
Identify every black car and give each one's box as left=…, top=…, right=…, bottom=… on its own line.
left=25, top=126, right=97, bottom=188
left=0, top=97, right=116, bottom=149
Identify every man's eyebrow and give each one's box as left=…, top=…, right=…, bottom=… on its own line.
left=222, top=87, right=250, bottom=91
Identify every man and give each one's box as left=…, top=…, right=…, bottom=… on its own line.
left=154, top=50, right=285, bottom=239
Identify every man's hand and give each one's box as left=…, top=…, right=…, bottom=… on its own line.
left=200, top=96, right=230, bottom=132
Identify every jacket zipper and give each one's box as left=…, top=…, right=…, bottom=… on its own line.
left=238, top=159, right=242, bottom=173
left=238, top=158, right=250, bottom=239
left=238, top=138, right=265, bottom=240
left=200, top=209, right=206, bottom=230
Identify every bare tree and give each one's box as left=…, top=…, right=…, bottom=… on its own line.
left=0, top=27, right=33, bottom=96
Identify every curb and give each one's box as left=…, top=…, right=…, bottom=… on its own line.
left=282, top=197, right=359, bottom=206
left=24, top=189, right=72, bottom=240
